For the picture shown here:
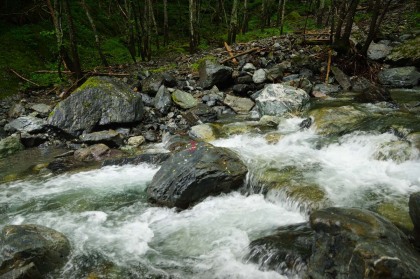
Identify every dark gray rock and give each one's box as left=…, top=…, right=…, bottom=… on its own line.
left=4, top=116, right=47, bottom=134
left=0, top=135, right=24, bottom=159
left=331, top=66, right=351, bottom=91
left=187, top=104, right=218, bottom=123
left=256, top=84, right=310, bottom=116
left=154, top=85, right=172, bottom=115
left=247, top=223, right=313, bottom=276
left=30, top=103, right=51, bottom=116
left=237, top=75, right=253, bottom=84
left=161, top=72, right=177, bottom=87
left=73, top=143, right=115, bottom=162
left=0, top=224, right=70, bottom=277
left=282, top=78, right=313, bottom=94
left=308, top=207, right=420, bottom=279
left=224, top=94, right=255, bottom=114
left=242, top=63, right=256, bottom=73
left=232, top=84, right=255, bottom=95
left=79, top=130, right=123, bottom=147
left=140, top=93, right=155, bottom=107
left=20, top=132, right=48, bottom=148
left=409, top=192, right=420, bottom=248
left=313, top=83, right=341, bottom=94
left=147, top=142, right=247, bottom=209
left=8, top=103, right=25, bottom=119
left=48, top=76, right=144, bottom=136
left=350, top=76, right=373, bottom=92
left=141, top=74, right=163, bottom=95
left=199, top=60, right=233, bottom=89
left=378, top=66, right=420, bottom=88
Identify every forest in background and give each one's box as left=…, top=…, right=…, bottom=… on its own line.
left=0, top=0, right=419, bottom=98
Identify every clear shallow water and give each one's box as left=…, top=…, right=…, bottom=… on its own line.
left=1, top=113, right=420, bottom=278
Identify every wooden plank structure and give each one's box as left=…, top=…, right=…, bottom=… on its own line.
left=295, top=29, right=332, bottom=45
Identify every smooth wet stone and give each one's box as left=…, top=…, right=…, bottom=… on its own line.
left=368, top=42, right=392, bottom=60
left=74, top=143, right=110, bottom=162
left=312, top=83, right=341, bottom=94
left=0, top=224, right=70, bottom=277
left=154, top=85, right=172, bottom=115
left=242, top=63, right=256, bottom=72
left=187, top=104, right=218, bottom=123
left=102, top=153, right=171, bottom=167
left=30, top=103, right=51, bottom=115
left=310, top=105, right=367, bottom=135
left=252, top=69, right=267, bottom=84
left=127, top=135, right=145, bottom=147
left=373, top=201, right=414, bottom=234
left=147, top=142, right=247, bottom=209
left=247, top=223, right=313, bottom=276
left=79, top=130, right=124, bottom=147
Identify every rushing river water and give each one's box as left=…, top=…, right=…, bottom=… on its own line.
left=1, top=92, right=420, bottom=278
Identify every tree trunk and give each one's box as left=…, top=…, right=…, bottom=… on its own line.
left=241, top=0, right=249, bottom=34
left=80, top=0, right=108, bottom=67
left=227, top=0, right=238, bottom=44
left=316, top=0, right=325, bottom=26
left=339, top=0, right=359, bottom=49
left=279, top=0, right=286, bottom=35
left=63, top=0, right=82, bottom=79
left=163, top=0, right=169, bottom=46
left=361, top=0, right=391, bottom=55
left=189, top=0, right=199, bottom=53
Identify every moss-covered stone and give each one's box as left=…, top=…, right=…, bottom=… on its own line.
left=373, top=202, right=414, bottom=233
left=387, top=36, right=420, bottom=66
left=0, top=135, right=24, bottom=159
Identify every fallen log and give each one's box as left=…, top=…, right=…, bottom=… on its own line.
left=224, top=42, right=238, bottom=64
left=219, top=47, right=260, bottom=64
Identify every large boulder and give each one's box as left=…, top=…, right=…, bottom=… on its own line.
left=48, top=76, right=144, bottom=136
left=386, top=37, right=420, bottom=66
left=307, top=207, right=420, bottom=279
left=0, top=224, right=70, bottom=277
left=199, top=60, right=233, bottom=89
left=147, top=142, right=247, bottom=209
left=0, top=135, right=24, bottom=159
left=255, top=84, right=310, bottom=116
left=378, top=66, right=420, bottom=88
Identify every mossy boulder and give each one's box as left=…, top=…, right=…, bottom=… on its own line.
left=0, top=135, right=24, bottom=159
left=310, top=105, right=367, bottom=135
left=308, top=207, right=420, bottom=279
left=0, top=224, right=70, bottom=277
left=147, top=142, right=247, bottom=209
left=373, top=201, right=414, bottom=234
left=386, top=37, right=420, bottom=66
left=189, top=124, right=216, bottom=142
left=171, top=89, right=198, bottom=109
left=48, top=76, right=144, bottom=136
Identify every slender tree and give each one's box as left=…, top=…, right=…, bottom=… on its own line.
left=163, top=0, right=169, bottom=46
left=227, top=0, right=238, bottom=44
left=80, top=0, right=108, bottom=67
left=278, top=0, right=287, bottom=34
left=189, top=0, right=199, bottom=53
left=241, top=0, right=249, bottom=34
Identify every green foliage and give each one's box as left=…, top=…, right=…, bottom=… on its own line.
left=191, top=55, right=217, bottom=72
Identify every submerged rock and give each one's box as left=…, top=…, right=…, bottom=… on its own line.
left=310, top=105, right=367, bottom=135
left=73, top=143, right=111, bottom=162
left=355, top=85, right=393, bottom=103
left=373, top=140, right=418, bottom=163
left=48, top=76, right=144, bottom=136
left=247, top=223, right=313, bottom=276
left=409, top=192, right=420, bottom=248
left=189, top=124, right=216, bottom=142
left=308, top=207, right=420, bottom=279
left=255, top=84, right=309, bottom=117
left=79, top=130, right=123, bottom=147
left=0, top=224, right=70, bottom=277
left=147, top=142, right=247, bottom=209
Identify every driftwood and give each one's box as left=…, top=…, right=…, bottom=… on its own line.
left=220, top=47, right=260, bottom=64
left=325, top=48, right=332, bottom=84
left=9, top=69, right=40, bottom=87
left=224, top=42, right=238, bottom=64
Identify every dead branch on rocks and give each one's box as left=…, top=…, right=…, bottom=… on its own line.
left=220, top=47, right=260, bottom=64
left=35, top=70, right=130, bottom=77
left=9, top=68, right=40, bottom=87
